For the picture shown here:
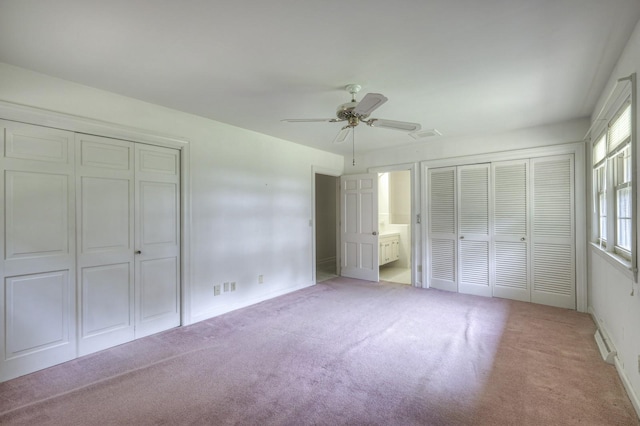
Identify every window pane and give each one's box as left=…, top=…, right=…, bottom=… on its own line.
left=615, top=145, right=631, bottom=185
left=616, top=186, right=631, bottom=250
left=599, top=192, right=607, bottom=242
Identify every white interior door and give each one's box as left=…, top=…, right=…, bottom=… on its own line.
left=134, top=144, right=181, bottom=338
left=76, top=134, right=135, bottom=356
left=428, top=167, right=457, bottom=292
left=492, top=159, right=530, bottom=302
left=531, top=155, right=575, bottom=309
left=340, top=174, right=379, bottom=282
left=457, top=164, right=491, bottom=297
left=0, top=121, right=77, bottom=381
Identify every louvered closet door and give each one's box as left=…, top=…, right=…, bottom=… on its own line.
left=531, top=155, right=575, bottom=309
left=428, top=167, right=457, bottom=292
left=492, top=160, right=530, bottom=302
left=0, top=121, right=76, bottom=381
left=457, top=164, right=491, bottom=297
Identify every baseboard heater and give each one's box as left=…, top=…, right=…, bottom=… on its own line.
left=594, top=328, right=617, bottom=365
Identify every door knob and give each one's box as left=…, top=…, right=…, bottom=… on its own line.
left=520, top=237, right=526, bottom=241
left=135, top=250, right=142, bottom=254
left=372, top=232, right=378, bottom=236
left=459, top=236, right=464, bottom=239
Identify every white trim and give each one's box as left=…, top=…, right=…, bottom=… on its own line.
left=589, top=243, right=634, bottom=279
left=0, top=100, right=194, bottom=325
left=421, top=142, right=587, bottom=312
left=367, top=163, right=421, bottom=287
left=311, top=166, right=342, bottom=284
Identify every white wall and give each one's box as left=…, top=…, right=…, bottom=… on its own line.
left=0, top=62, right=344, bottom=324
left=588, top=19, right=640, bottom=413
left=348, top=118, right=589, bottom=173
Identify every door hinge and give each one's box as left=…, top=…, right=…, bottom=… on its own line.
left=416, top=214, right=421, bottom=224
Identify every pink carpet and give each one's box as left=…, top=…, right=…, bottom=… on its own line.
left=0, top=277, right=637, bottom=425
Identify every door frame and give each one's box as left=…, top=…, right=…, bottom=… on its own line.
left=368, top=163, right=419, bottom=287
left=421, top=142, right=587, bottom=312
left=0, top=100, right=193, bottom=324
left=311, top=166, right=342, bottom=284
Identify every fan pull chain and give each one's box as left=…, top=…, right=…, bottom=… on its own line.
left=352, top=126, right=356, bottom=166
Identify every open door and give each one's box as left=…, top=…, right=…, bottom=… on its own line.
left=340, top=174, right=379, bottom=282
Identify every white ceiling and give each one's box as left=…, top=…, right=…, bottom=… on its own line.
left=1, top=0, right=639, bottom=155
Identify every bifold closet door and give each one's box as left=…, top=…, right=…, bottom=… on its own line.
left=76, top=135, right=135, bottom=356
left=0, top=121, right=76, bottom=381
left=531, top=155, right=575, bottom=309
left=428, top=167, right=457, bottom=292
left=492, top=159, right=530, bottom=302
left=457, top=164, right=491, bottom=297
left=134, top=144, right=181, bottom=338
left=77, top=136, right=182, bottom=355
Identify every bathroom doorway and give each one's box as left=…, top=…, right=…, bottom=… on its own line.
left=378, top=170, right=412, bottom=284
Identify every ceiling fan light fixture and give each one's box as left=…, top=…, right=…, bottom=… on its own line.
left=409, top=129, right=442, bottom=139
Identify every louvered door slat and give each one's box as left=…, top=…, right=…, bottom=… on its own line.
left=457, top=164, right=491, bottom=297
left=531, top=155, right=575, bottom=309
left=492, top=160, right=530, bottom=302
left=428, top=167, right=457, bottom=292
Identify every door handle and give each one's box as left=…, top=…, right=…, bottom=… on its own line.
left=372, top=232, right=378, bottom=236
left=135, top=250, right=142, bottom=255
left=459, top=236, right=464, bottom=239
left=520, top=237, right=526, bottom=241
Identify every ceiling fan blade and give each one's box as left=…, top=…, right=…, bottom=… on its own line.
left=281, top=118, right=338, bottom=123
left=353, top=93, right=388, bottom=116
left=369, top=119, right=421, bottom=132
left=333, top=126, right=353, bottom=144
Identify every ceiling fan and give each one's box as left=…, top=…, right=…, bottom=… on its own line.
left=281, top=84, right=422, bottom=144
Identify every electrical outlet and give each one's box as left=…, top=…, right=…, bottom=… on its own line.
left=258, top=275, right=264, bottom=284
left=230, top=282, right=236, bottom=291
left=224, top=282, right=230, bottom=292
left=214, top=285, right=221, bottom=296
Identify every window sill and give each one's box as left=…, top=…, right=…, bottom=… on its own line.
left=589, top=242, right=634, bottom=279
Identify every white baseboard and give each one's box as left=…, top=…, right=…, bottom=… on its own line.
left=317, top=257, right=336, bottom=267
left=189, top=281, right=315, bottom=324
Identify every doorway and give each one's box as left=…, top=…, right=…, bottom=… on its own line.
left=378, top=171, right=412, bottom=284
left=315, top=173, right=339, bottom=282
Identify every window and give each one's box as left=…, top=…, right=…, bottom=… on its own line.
left=592, top=102, right=633, bottom=261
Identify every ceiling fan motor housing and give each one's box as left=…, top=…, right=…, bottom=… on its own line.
left=336, top=101, right=368, bottom=122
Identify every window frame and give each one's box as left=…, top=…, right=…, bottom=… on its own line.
left=592, top=95, right=635, bottom=272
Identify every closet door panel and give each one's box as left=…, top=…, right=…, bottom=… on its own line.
left=76, top=134, right=135, bottom=356
left=0, top=121, right=76, bottom=382
left=428, top=167, right=457, bottom=292
left=457, top=164, right=491, bottom=297
left=134, top=144, right=181, bottom=338
left=531, top=155, right=575, bottom=309
left=492, top=160, right=530, bottom=302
